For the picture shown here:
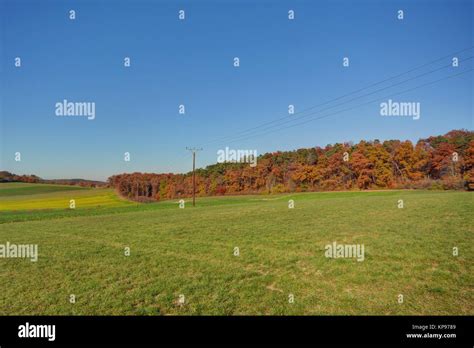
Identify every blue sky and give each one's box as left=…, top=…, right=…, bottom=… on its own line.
left=1, top=0, right=473, bottom=181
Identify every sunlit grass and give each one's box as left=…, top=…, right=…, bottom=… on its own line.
left=0, top=184, right=131, bottom=211
left=0, top=184, right=471, bottom=315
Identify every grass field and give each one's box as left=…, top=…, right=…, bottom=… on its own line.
left=0, top=183, right=132, bottom=212
left=0, top=183, right=472, bottom=315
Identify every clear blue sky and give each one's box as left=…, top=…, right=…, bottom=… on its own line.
left=1, top=0, right=472, bottom=181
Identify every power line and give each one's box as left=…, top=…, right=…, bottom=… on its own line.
left=198, top=46, right=474, bottom=147
left=208, top=56, right=473, bottom=145
left=165, top=49, right=472, bottom=173
left=218, top=68, right=474, bottom=145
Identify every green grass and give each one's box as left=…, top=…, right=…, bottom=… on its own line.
left=0, top=183, right=472, bottom=315
left=0, top=182, right=86, bottom=197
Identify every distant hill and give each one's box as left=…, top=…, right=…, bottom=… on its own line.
left=0, top=171, right=106, bottom=187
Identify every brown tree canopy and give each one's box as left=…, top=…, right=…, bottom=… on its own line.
left=109, top=130, right=474, bottom=202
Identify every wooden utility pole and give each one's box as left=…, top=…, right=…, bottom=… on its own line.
left=186, top=147, right=203, bottom=206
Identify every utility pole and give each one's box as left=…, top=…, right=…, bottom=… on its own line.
left=186, top=147, right=203, bottom=206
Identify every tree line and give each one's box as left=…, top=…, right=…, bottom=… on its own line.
left=0, top=171, right=105, bottom=187
left=108, top=130, right=474, bottom=202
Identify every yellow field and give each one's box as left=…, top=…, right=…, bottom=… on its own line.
left=0, top=183, right=131, bottom=211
